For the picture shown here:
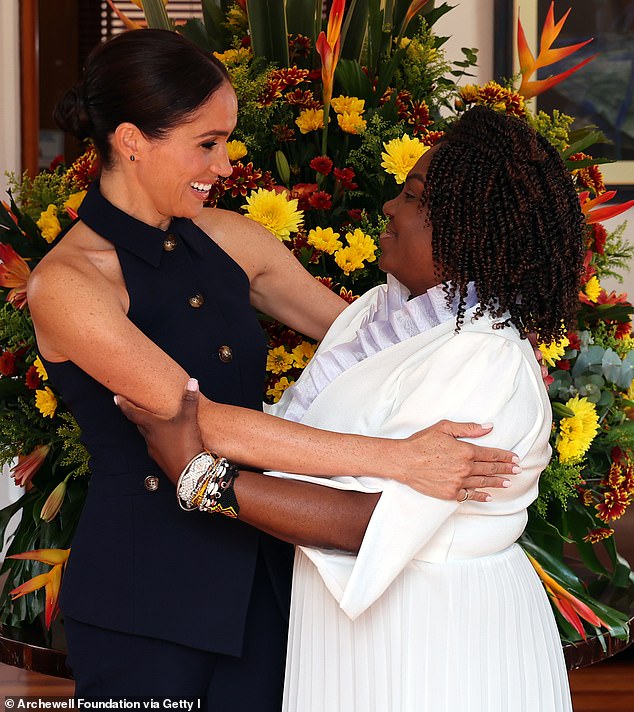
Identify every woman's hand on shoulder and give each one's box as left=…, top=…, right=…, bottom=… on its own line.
left=393, top=420, right=520, bottom=502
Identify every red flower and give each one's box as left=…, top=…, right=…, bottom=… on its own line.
left=567, top=331, right=581, bottom=350
left=273, top=124, right=296, bottom=143
left=615, top=322, right=632, bottom=339
left=269, top=67, right=310, bottom=89
left=223, top=162, right=275, bottom=198
left=49, top=154, right=64, bottom=171
left=583, top=527, right=615, bottom=544
left=11, top=444, right=51, bottom=488
left=310, top=156, right=334, bottom=175
left=315, top=276, right=334, bottom=290
left=0, top=350, right=18, bottom=376
left=65, top=146, right=99, bottom=191
left=420, top=130, right=445, bottom=146
left=555, top=359, right=570, bottom=371
left=308, top=191, right=332, bottom=211
left=285, top=89, right=321, bottom=110
left=25, top=364, right=42, bottom=389
left=596, top=489, right=631, bottom=523
left=591, top=223, right=607, bottom=255
left=289, top=34, right=312, bottom=62
left=339, top=287, right=360, bottom=304
left=347, top=209, right=363, bottom=222
left=333, top=167, right=358, bottom=191
left=290, top=183, right=319, bottom=211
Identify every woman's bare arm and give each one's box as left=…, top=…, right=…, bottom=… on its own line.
left=28, top=240, right=517, bottom=500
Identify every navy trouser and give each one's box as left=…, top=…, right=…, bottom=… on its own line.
left=64, top=553, right=288, bottom=711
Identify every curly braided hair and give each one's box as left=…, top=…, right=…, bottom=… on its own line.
left=425, top=105, right=584, bottom=342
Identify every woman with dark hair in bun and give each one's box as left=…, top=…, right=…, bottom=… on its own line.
left=28, top=29, right=516, bottom=706
left=118, top=105, right=584, bottom=711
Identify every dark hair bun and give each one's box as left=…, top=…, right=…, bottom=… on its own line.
left=53, top=84, right=93, bottom=141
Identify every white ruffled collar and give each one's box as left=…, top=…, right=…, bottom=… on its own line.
left=279, top=276, right=478, bottom=424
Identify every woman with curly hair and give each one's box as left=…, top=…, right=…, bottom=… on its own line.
left=119, top=105, right=583, bottom=711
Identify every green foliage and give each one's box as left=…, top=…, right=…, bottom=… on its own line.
left=594, top=222, right=634, bottom=284
left=57, top=412, right=91, bottom=479
left=533, top=460, right=585, bottom=518
left=528, top=109, right=574, bottom=152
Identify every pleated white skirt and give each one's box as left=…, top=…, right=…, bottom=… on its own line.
left=282, top=544, right=572, bottom=712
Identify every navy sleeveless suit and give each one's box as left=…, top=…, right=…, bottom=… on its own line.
left=43, top=185, right=293, bottom=706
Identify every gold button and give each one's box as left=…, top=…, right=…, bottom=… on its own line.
left=218, top=345, right=233, bottom=363
left=144, top=475, right=159, bottom=492
left=163, top=235, right=177, bottom=251
left=188, top=293, right=204, bottom=308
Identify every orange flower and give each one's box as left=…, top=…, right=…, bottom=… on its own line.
left=316, top=0, right=345, bottom=109
left=578, top=191, right=634, bottom=225
left=528, top=554, right=608, bottom=639
left=11, top=444, right=51, bottom=488
left=517, top=2, right=595, bottom=99
left=583, top=528, right=615, bottom=544
left=0, top=243, right=31, bottom=309
left=9, top=548, right=70, bottom=628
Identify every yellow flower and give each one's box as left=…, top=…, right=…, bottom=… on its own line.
left=344, top=228, right=377, bottom=263
left=381, top=135, right=430, bottom=184
left=33, top=356, right=48, bottom=381
left=337, top=111, right=367, bottom=134
left=227, top=140, right=248, bottom=162
left=307, top=226, right=342, bottom=255
left=539, top=335, right=570, bottom=368
left=35, top=387, right=57, bottom=419
left=556, top=395, right=600, bottom=463
left=267, top=377, right=294, bottom=403
left=36, top=205, right=62, bottom=243
left=584, top=276, right=602, bottom=302
left=213, top=47, right=252, bottom=66
left=243, top=189, right=303, bottom=242
left=292, top=341, right=317, bottom=368
left=63, top=191, right=86, bottom=214
left=331, top=95, right=365, bottom=114
left=295, top=109, right=325, bottom=134
left=266, top=346, right=295, bottom=374
left=334, top=246, right=365, bottom=275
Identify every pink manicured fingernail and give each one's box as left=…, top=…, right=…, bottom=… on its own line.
left=511, top=455, right=520, bottom=464
left=484, top=494, right=492, bottom=502
left=502, top=480, right=512, bottom=487
left=113, top=395, right=119, bottom=406
left=186, top=378, right=199, bottom=392
left=512, top=466, right=522, bottom=474
left=481, top=422, right=493, bottom=429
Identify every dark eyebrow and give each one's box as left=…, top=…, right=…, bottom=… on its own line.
left=194, top=129, right=233, bottom=139
left=405, top=173, right=425, bottom=184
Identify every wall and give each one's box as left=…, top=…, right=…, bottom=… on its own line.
left=0, top=0, right=21, bottom=199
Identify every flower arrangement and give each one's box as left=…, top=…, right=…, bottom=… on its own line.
left=1, top=0, right=633, bottom=646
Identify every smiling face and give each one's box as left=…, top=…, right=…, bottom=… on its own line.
left=131, top=82, right=237, bottom=228
left=379, top=145, right=440, bottom=297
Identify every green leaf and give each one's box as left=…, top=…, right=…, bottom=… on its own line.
left=341, top=0, right=369, bottom=62
left=562, top=130, right=610, bottom=158
left=375, top=46, right=408, bottom=102
left=176, top=19, right=212, bottom=52
left=552, top=402, right=575, bottom=418
left=141, top=0, right=173, bottom=30
left=335, top=59, right=374, bottom=100
left=286, top=0, right=322, bottom=47
left=246, top=0, right=289, bottom=66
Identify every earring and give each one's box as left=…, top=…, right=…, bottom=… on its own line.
left=129, top=155, right=135, bottom=162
